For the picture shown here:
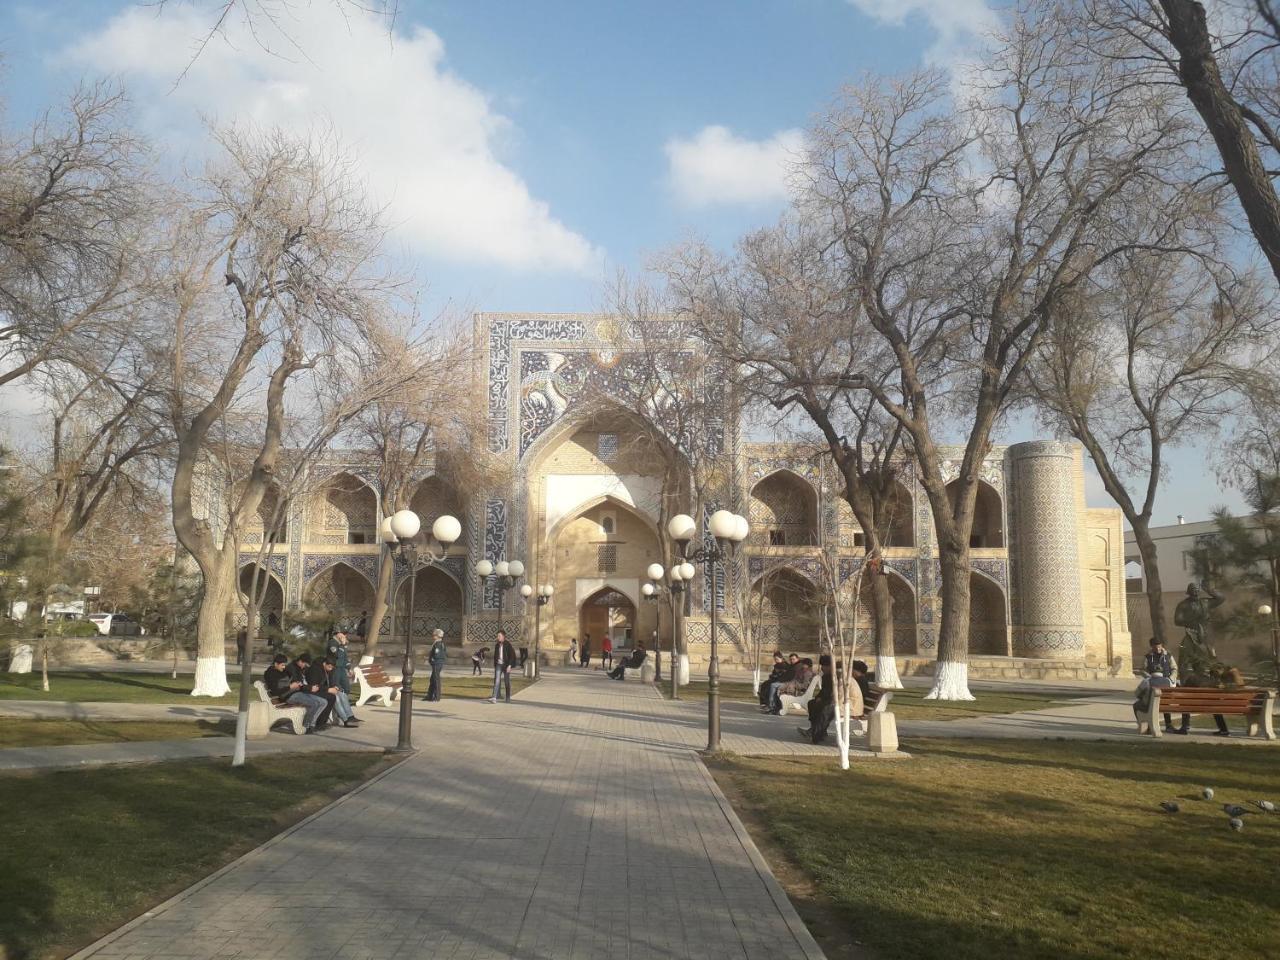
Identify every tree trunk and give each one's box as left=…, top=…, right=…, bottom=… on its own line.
left=869, top=573, right=902, bottom=688
left=1160, top=0, right=1280, bottom=286
left=1132, top=520, right=1172, bottom=648
left=365, top=549, right=392, bottom=657
left=928, top=548, right=976, bottom=700
left=191, top=552, right=233, bottom=696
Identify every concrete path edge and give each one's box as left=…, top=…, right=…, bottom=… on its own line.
left=694, top=755, right=827, bottom=960
left=63, top=752, right=406, bottom=960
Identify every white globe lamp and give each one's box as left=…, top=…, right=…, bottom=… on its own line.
left=495, top=560, right=510, bottom=578
left=1261, top=604, right=1274, bottom=616
left=647, top=563, right=665, bottom=581
left=642, top=583, right=655, bottom=597
left=432, top=514, right=461, bottom=545
left=731, top=514, right=750, bottom=542
left=679, top=561, right=696, bottom=581
left=668, top=514, right=697, bottom=541
left=521, top=584, right=534, bottom=598
left=709, top=509, right=737, bottom=540
left=508, top=560, right=525, bottom=578
left=379, top=516, right=398, bottom=543
left=389, top=509, right=421, bottom=542
left=475, top=559, right=494, bottom=577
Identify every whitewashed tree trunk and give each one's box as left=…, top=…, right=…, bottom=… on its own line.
left=40, top=642, right=50, bottom=692
left=924, top=660, right=975, bottom=701
left=192, top=654, right=230, bottom=697
left=232, top=711, right=248, bottom=766
left=752, top=665, right=761, bottom=695
left=876, top=655, right=903, bottom=690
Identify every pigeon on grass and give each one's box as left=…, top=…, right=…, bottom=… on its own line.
left=1201, top=787, right=1215, bottom=801
left=1254, top=800, right=1276, bottom=813
left=1229, top=817, right=1244, bottom=832
left=1159, top=801, right=1180, bottom=814
left=1223, top=803, right=1249, bottom=819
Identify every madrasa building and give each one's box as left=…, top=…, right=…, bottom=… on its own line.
left=230, top=313, right=1132, bottom=681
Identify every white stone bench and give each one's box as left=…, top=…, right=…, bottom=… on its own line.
left=248, top=680, right=307, bottom=737
left=778, top=674, right=820, bottom=715
left=353, top=664, right=400, bottom=707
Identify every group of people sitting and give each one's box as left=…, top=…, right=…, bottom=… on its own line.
left=262, top=651, right=363, bottom=733
left=1133, top=637, right=1249, bottom=736
left=605, top=643, right=646, bottom=680
left=759, top=651, right=873, bottom=745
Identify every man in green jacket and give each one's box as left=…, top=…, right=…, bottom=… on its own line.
left=423, top=628, right=447, bottom=702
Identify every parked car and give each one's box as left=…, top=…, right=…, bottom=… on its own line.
left=86, top=613, right=145, bottom=636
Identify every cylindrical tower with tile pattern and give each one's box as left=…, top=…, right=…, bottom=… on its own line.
left=1009, top=441, right=1085, bottom=658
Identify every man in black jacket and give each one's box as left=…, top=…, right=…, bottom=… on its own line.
left=487, top=630, right=518, bottom=702
left=287, top=653, right=334, bottom=730
left=306, top=656, right=359, bottom=727
left=760, top=653, right=798, bottom=712
left=759, top=652, right=790, bottom=707
left=608, top=643, right=647, bottom=681
left=262, top=654, right=329, bottom=733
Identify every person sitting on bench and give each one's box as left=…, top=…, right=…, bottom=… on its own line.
left=263, top=654, right=330, bottom=733
left=608, top=643, right=647, bottom=680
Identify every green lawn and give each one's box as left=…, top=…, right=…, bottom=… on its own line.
left=0, top=752, right=394, bottom=960
left=713, top=740, right=1280, bottom=960
left=0, top=671, right=242, bottom=703
left=441, top=674, right=537, bottom=699
left=0, top=719, right=231, bottom=749
left=668, top=679, right=1090, bottom=720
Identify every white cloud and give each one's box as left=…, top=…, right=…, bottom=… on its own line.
left=664, top=125, right=803, bottom=208
left=65, top=5, right=597, bottom=271
left=846, top=0, right=998, bottom=72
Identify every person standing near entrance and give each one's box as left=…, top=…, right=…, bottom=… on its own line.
left=423, top=629, right=447, bottom=702
left=326, top=631, right=352, bottom=696
left=488, top=630, right=517, bottom=702
left=601, top=635, right=613, bottom=670
left=580, top=634, right=591, bottom=669
left=569, top=637, right=578, bottom=665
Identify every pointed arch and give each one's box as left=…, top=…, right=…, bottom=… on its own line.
left=308, top=471, right=379, bottom=545
left=749, top=469, right=819, bottom=547
left=945, top=478, right=1004, bottom=548
left=303, top=561, right=377, bottom=620
left=969, top=571, right=1008, bottom=655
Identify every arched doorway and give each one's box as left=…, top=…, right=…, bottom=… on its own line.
left=579, top=586, right=636, bottom=651
left=309, top=472, right=378, bottom=545
left=749, top=470, right=819, bottom=547
left=752, top=567, right=823, bottom=649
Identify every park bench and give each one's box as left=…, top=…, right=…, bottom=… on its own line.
left=353, top=663, right=400, bottom=707
left=853, top=686, right=895, bottom=736
left=1138, top=686, right=1276, bottom=740
left=778, top=674, right=821, bottom=715
left=249, top=680, right=308, bottom=737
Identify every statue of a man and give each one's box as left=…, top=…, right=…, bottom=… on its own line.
left=1173, top=581, right=1224, bottom=672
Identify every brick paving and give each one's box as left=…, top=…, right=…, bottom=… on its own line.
left=67, top=668, right=828, bottom=960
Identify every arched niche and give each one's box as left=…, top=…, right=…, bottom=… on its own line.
left=849, top=568, right=918, bottom=654
left=946, top=479, right=1004, bottom=549
left=248, top=484, right=287, bottom=544
left=394, top=565, right=464, bottom=644
left=751, top=566, right=823, bottom=649
left=409, top=476, right=465, bottom=541
left=309, top=472, right=378, bottom=545
left=969, top=572, right=1008, bottom=655
left=749, top=470, right=819, bottom=547
left=836, top=481, right=915, bottom=549
left=237, top=564, right=284, bottom=632
left=303, top=561, right=375, bottom=622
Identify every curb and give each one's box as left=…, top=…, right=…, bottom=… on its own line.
left=64, top=753, right=409, bottom=959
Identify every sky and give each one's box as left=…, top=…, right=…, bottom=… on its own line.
left=0, top=0, right=1251, bottom=526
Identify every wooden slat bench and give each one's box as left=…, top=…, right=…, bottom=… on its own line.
left=353, top=664, right=400, bottom=707
left=1139, top=686, right=1276, bottom=739
left=249, top=680, right=307, bottom=737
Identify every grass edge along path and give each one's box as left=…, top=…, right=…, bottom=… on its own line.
left=0, top=718, right=232, bottom=749
left=668, top=679, right=1093, bottom=720
left=710, top=739, right=1280, bottom=960
left=0, top=751, right=398, bottom=960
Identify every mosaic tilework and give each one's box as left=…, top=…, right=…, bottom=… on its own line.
left=301, top=553, right=380, bottom=588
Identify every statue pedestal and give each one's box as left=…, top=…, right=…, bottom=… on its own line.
left=869, top=712, right=898, bottom=754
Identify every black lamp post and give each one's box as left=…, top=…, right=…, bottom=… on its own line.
left=475, top=557, right=525, bottom=639
left=666, top=563, right=692, bottom=700
left=668, top=509, right=749, bottom=752
left=522, top=583, right=553, bottom=677
left=385, top=509, right=460, bottom=754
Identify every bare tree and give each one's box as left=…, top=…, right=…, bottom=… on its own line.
left=1089, top=0, right=1280, bottom=284
left=664, top=220, right=913, bottom=689
left=0, top=84, right=150, bottom=388
left=1031, top=250, right=1276, bottom=645
left=164, top=124, right=414, bottom=696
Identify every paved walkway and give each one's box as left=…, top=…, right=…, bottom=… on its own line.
left=65, top=669, right=832, bottom=960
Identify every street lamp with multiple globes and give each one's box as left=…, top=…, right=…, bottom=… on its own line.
left=474, top=558, right=525, bottom=637
left=1259, top=603, right=1279, bottom=686
left=665, top=561, right=694, bottom=700
left=642, top=562, right=666, bottom=684
left=384, top=508, right=461, bottom=754
left=668, top=509, right=749, bottom=751
left=521, top=583, right=554, bottom=677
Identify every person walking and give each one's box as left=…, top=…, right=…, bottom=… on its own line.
left=488, top=630, right=518, bottom=703
left=569, top=637, right=578, bottom=665
left=471, top=647, right=487, bottom=676
left=580, top=634, right=591, bottom=669
left=423, top=628, right=447, bottom=702
left=601, top=635, right=613, bottom=670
